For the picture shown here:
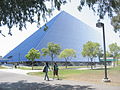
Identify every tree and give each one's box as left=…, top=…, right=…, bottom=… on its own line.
left=78, top=0, right=120, bottom=32
left=96, top=47, right=103, bottom=61
left=106, top=51, right=112, bottom=57
left=41, top=42, right=61, bottom=67
left=115, top=54, right=120, bottom=65
left=25, top=48, right=40, bottom=70
left=109, top=43, right=120, bottom=66
left=111, top=14, right=120, bottom=32
left=0, top=0, right=120, bottom=36
left=0, top=0, right=66, bottom=36
left=59, top=49, right=76, bottom=68
left=81, top=41, right=101, bottom=69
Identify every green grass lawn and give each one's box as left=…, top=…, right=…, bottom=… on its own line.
left=28, top=65, right=120, bottom=86
left=17, top=66, right=43, bottom=70
left=18, top=65, right=87, bottom=70
left=110, top=65, right=120, bottom=71
left=28, top=67, right=104, bottom=79
left=0, top=66, right=7, bottom=69
left=27, top=66, right=87, bottom=78
left=59, top=66, right=87, bottom=69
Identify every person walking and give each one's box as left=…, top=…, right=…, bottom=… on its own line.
left=43, top=62, right=50, bottom=81
left=53, top=62, right=59, bottom=80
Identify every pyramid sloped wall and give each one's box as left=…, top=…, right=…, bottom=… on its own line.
left=35, top=11, right=102, bottom=62
left=3, top=12, right=61, bottom=62
left=4, top=11, right=102, bottom=62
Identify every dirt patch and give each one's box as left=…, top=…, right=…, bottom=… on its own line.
left=65, top=70, right=120, bottom=86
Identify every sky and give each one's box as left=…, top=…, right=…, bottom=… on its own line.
left=0, top=0, right=120, bottom=57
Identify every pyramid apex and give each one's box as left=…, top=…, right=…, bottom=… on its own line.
left=61, top=10, right=66, bottom=13
left=60, top=10, right=68, bottom=14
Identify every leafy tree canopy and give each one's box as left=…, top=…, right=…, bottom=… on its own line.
left=109, top=43, right=120, bottom=57
left=41, top=42, right=61, bottom=58
left=59, top=49, right=76, bottom=60
left=81, top=41, right=101, bottom=58
left=41, top=48, right=49, bottom=56
left=111, top=14, right=120, bottom=32
left=25, top=48, right=40, bottom=61
left=81, top=41, right=101, bottom=69
left=78, top=0, right=120, bottom=32
left=106, top=51, right=112, bottom=57
left=25, top=48, right=40, bottom=70
left=0, top=0, right=66, bottom=36
left=59, top=48, right=76, bottom=68
left=0, top=0, right=120, bottom=35
left=41, top=42, right=61, bottom=67
left=78, top=0, right=119, bottom=18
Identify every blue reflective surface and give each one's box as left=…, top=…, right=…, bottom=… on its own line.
left=3, top=11, right=102, bottom=62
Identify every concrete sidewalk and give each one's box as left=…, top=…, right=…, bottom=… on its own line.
left=0, top=68, right=41, bottom=75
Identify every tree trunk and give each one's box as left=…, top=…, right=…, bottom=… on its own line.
left=65, top=58, right=67, bottom=69
left=93, top=59, right=96, bottom=68
left=117, top=59, right=119, bottom=66
left=51, top=54, right=54, bottom=70
left=116, top=58, right=119, bottom=66
left=51, top=55, right=54, bottom=78
left=87, top=58, right=89, bottom=68
left=113, top=57, right=115, bottom=67
left=90, top=58, right=93, bottom=69
left=32, top=61, right=33, bottom=70
left=52, top=56, right=53, bottom=66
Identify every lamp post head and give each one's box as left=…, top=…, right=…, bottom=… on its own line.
left=96, top=22, right=104, bottom=28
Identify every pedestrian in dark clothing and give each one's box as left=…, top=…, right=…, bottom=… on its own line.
left=43, top=62, right=50, bottom=81
left=53, top=62, right=59, bottom=80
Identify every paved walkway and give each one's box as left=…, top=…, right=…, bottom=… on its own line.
left=0, top=68, right=41, bottom=75
left=0, top=68, right=120, bottom=90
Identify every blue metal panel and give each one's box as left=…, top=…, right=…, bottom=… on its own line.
left=3, top=11, right=102, bottom=62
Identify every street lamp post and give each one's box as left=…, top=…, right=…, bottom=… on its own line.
left=96, top=22, right=110, bottom=82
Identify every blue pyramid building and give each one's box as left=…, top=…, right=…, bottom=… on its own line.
left=3, top=11, right=102, bottom=62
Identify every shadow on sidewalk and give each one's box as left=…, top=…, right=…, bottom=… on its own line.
left=0, top=80, right=95, bottom=90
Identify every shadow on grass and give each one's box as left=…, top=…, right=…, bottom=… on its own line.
left=0, top=80, right=95, bottom=90
left=93, top=68, right=111, bottom=70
